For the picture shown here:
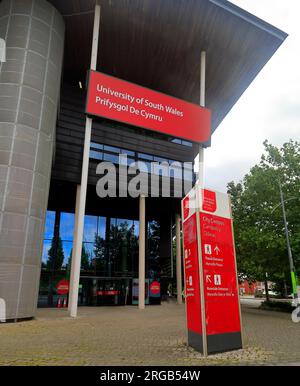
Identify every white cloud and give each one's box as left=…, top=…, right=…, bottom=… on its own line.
left=204, top=0, right=300, bottom=193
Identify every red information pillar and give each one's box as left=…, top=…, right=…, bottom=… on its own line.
left=182, top=187, right=242, bottom=355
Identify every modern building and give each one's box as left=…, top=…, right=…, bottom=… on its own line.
left=0, top=0, right=287, bottom=321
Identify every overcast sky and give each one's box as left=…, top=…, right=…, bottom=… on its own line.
left=204, top=0, right=300, bottom=193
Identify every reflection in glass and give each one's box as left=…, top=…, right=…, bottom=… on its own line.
left=90, top=150, right=103, bottom=160
left=148, top=220, right=161, bottom=279
left=46, top=236, right=65, bottom=271
left=41, top=240, right=52, bottom=266
left=62, top=240, right=73, bottom=268
left=84, top=215, right=98, bottom=242
left=44, top=211, right=55, bottom=239
left=60, top=212, right=75, bottom=241
left=103, top=153, right=119, bottom=163
left=98, top=217, right=106, bottom=239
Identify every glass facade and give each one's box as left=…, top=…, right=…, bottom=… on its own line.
left=38, top=211, right=162, bottom=307
left=90, top=141, right=194, bottom=181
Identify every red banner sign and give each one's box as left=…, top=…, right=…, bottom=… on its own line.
left=149, top=281, right=160, bottom=296
left=86, top=70, right=211, bottom=143
left=182, top=187, right=242, bottom=354
left=200, top=213, right=241, bottom=335
left=183, top=213, right=202, bottom=336
left=56, top=279, right=69, bottom=295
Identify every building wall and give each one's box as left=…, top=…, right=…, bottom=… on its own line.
left=0, top=0, right=64, bottom=320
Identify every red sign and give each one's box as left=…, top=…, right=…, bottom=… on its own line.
left=56, top=279, right=69, bottom=295
left=86, top=70, right=211, bottom=144
left=200, top=213, right=241, bottom=335
left=183, top=213, right=202, bottom=336
left=149, top=281, right=160, bottom=296
left=97, top=290, right=119, bottom=296
left=202, top=190, right=217, bottom=213
left=182, top=187, right=242, bottom=354
left=183, top=195, right=190, bottom=220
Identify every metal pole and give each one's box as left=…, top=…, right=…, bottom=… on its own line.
left=279, top=181, right=298, bottom=304
left=138, top=195, right=146, bottom=309
left=69, top=4, right=101, bottom=317
left=68, top=184, right=81, bottom=311
left=198, top=51, right=206, bottom=189
left=175, top=214, right=182, bottom=304
left=197, top=50, right=208, bottom=356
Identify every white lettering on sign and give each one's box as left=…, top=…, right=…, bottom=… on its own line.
left=95, top=83, right=184, bottom=121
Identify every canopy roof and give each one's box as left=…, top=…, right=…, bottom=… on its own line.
left=49, top=0, right=287, bottom=132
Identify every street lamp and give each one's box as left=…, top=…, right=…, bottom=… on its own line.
left=271, top=181, right=299, bottom=305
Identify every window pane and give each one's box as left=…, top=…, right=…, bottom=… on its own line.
left=131, top=160, right=149, bottom=173
left=60, top=212, right=75, bottom=241
left=103, top=153, right=119, bottom=163
left=90, top=142, right=103, bottom=150
left=182, top=140, right=193, bottom=147
left=104, top=145, right=120, bottom=153
left=138, top=153, right=153, bottom=161
left=98, top=217, right=106, bottom=239
left=120, top=156, right=135, bottom=166
left=183, top=169, right=193, bottom=181
left=82, top=242, right=93, bottom=270
left=169, top=162, right=182, bottom=179
left=153, top=162, right=169, bottom=176
left=41, top=240, right=52, bottom=266
left=44, top=211, right=55, bottom=239
left=90, top=150, right=103, bottom=160
left=62, top=241, right=73, bottom=268
left=83, top=215, right=98, bottom=242
left=154, top=156, right=168, bottom=163
left=133, top=220, right=139, bottom=236
left=121, top=148, right=135, bottom=156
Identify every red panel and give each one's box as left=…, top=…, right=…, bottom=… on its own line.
left=182, top=195, right=190, bottom=220
left=56, top=279, right=69, bottom=295
left=199, top=213, right=241, bottom=335
left=86, top=70, right=211, bottom=144
left=202, top=189, right=217, bottom=213
left=183, top=213, right=202, bottom=335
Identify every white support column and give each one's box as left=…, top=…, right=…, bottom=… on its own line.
left=198, top=51, right=206, bottom=189
left=68, top=184, right=81, bottom=311
left=138, top=195, right=146, bottom=310
left=175, top=214, right=182, bottom=304
left=69, top=4, right=101, bottom=318
left=198, top=50, right=208, bottom=356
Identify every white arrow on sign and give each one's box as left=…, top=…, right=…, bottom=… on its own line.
left=206, top=275, right=212, bottom=284
left=214, top=245, right=220, bottom=255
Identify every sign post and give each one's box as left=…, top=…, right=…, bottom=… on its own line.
left=182, top=184, right=243, bottom=354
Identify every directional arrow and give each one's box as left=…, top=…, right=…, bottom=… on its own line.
left=214, top=245, right=220, bottom=255
left=206, top=275, right=212, bottom=284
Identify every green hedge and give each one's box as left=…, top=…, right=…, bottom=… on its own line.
left=260, top=300, right=295, bottom=313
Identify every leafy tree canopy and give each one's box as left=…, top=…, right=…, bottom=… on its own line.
left=227, top=140, right=300, bottom=293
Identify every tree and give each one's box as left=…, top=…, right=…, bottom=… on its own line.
left=228, top=140, right=300, bottom=297
left=46, top=236, right=65, bottom=271
left=93, top=234, right=106, bottom=272
left=67, top=243, right=91, bottom=275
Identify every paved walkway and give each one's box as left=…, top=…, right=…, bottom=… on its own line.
left=0, top=302, right=299, bottom=365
